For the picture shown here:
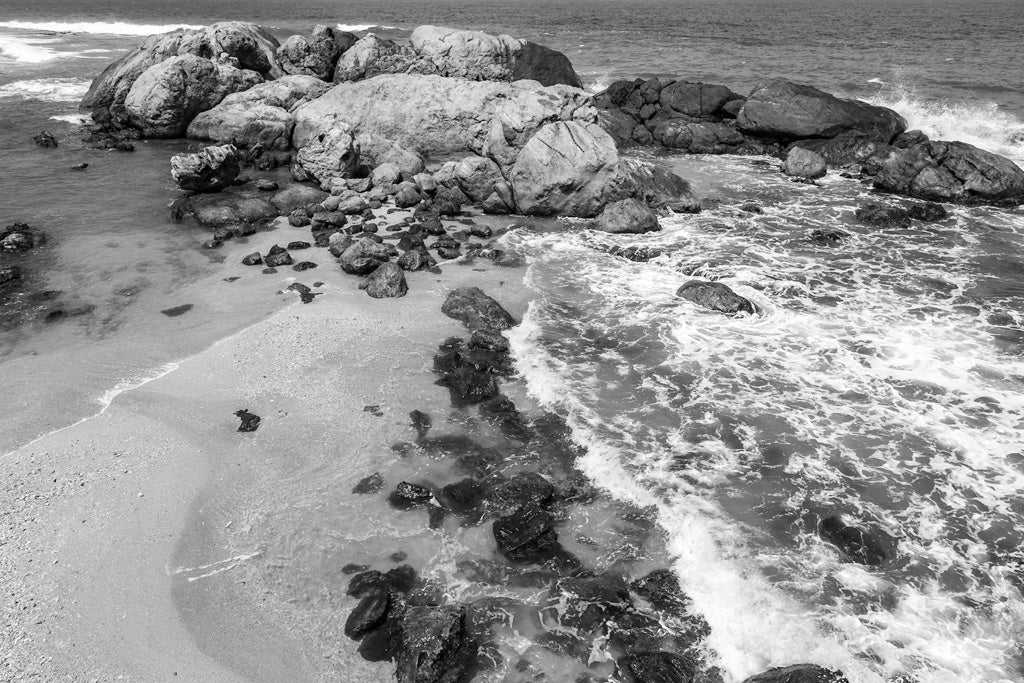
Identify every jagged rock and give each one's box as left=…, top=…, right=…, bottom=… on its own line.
left=340, top=238, right=390, bottom=275
left=34, top=131, right=58, bottom=148
left=333, top=34, right=429, bottom=82
left=388, top=482, right=434, bottom=509
left=593, top=198, right=660, bottom=234
left=235, top=409, right=260, bottom=432
left=873, top=140, right=1024, bottom=206
left=438, top=479, right=485, bottom=515
left=493, top=506, right=560, bottom=562
left=1, top=223, right=45, bottom=252
left=543, top=575, right=632, bottom=632
left=454, top=155, right=512, bottom=210
left=363, top=262, right=408, bottom=298
left=170, top=144, right=240, bottom=192
left=264, top=247, right=292, bottom=267
left=490, top=473, right=555, bottom=511
left=372, top=162, right=402, bottom=187
left=741, top=664, right=849, bottom=683
left=394, top=186, right=422, bottom=209
left=677, top=280, right=756, bottom=315
left=737, top=79, right=906, bottom=142
left=441, top=287, right=516, bottom=332
left=907, top=201, right=949, bottom=222
left=188, top=193, right=279, bottom=227
left=791, top=132, right=889, bottom=170
left=649, top=118, right=746, bottom=153
left=819, top=516, right=896, bottom=566
left=783, top=146, right=827, bottom=179
left=810, top=228, right=849, bottom=245
left=396, top=605, right=478, bottom=683
left=854, top=202, right=911, bottom=229
left=187, top=75, right=331, bottom=150
left=241, top=251, right=262, bottom=265
left=345, top=588, right=391, bottom=639
left=397, top=247, right=437, bottom=272
left=410, top=25, right=581, bottom=88
left=0, top=266, right=20, bottom=285
left=123, top=54, right=262, bottom=137
left=293, top=123, right=361, bottom=186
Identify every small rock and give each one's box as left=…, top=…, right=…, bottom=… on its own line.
left=819, top=516, right=896, bottom=566
left=160, top=304, right=193, bottom=317
left=255, top=179, right=279, bottom=191
left=363, top=262, right=408, bottom=298
left=34, top=131, right=58, bottom=148
left=594, top=198, right=660, bottom=234
left=441, top=287, right=516, bottom=332
left=241, top=251, right=263, bottom=266
left=677, top=280, right=756, bottom=315
left=493, top=506, right=560, bottom=563
left=353, top=473, right=386, bottom=494
left=388, top=482, right=433, bottom=509
left=264, top=246, right=293, bottom=267
left=170, top=144, right=240, bottom=193
left=293, top=261, right=318, bottom=271
left=810, top=228, right=849, bottom=245
left=741, top=664, right=849, bottom=683
left=235, top=409, right=261, bottom=432
left=784, top=146, right=827, bottom=179
left=854, top=202, right=911, bottom=229
left=907, top=201, right=949, bottom=222
left=618, top=651, right=697, bottom=683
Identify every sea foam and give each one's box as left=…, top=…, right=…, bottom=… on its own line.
left=336, top=23, right=399, bottom=32
left=0, top=20, right=203, bottom=35
left=0, top=78, right=91, bottom=102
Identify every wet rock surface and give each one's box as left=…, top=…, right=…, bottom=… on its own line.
left=677, top=280, right=756, bottom=315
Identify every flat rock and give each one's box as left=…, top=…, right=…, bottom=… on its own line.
left=441, top=287, right=516, bottom=332
left=170, top=143, right=240, bottom=192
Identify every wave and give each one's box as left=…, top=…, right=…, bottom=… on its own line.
left=49, top=113, right=91, bottom=124
left=0, top=20, right=203, bottom=35
left=0, top=35, right=61, bottom=63
left=335, top=23, right=400, bottom=32
left=865, top=81, right=1024, bottom=163
left=0, top=77, right=91, bottom=102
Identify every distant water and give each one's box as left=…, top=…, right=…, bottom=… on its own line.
left=1, top=1, right=1024, bottom=681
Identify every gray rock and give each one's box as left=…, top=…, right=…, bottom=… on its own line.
left=333, top=34, right=430, bottom=83
left=170, top=144, right=240, bottom=192
left=123, top=54, right=263, bottom=138
left=396, top=606, right=477, bottom=683
left=783, top=146, right=827, bottom=179
left=340, top=237, right=390, bottom=275
left=270, top=184, right=328, bottom=213
left=293, top=123, right=361, bottom=186
left=737, top=79, right=906, bottom=142
left=650, top=118, right=747, bottom=153
left=363, top=262, right=408, bottom=298
left=371, top=162, right=402, bottom=187
left=276, top=25, right=352, bottom=80
left=593, top=198, right=660, bottom=234
left=189, top=193, right=279, bottom=227
left=658, top=80, right=742, bottom=117
left=455, top=155, right=511, bottom=209
left=441, top=287, right=516, bottom=331
left=677, top=280, right=755, bottom=315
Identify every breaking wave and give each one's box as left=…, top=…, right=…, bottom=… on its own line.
left=0, top=20, right=203, bottom=35
left=0, top=77, right=91, bottom=102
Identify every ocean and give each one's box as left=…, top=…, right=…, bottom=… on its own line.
left=2, top=1, right=1024, bottom=681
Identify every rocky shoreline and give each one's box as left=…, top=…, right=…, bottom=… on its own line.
left=4, top=16, right=1024, bottom=683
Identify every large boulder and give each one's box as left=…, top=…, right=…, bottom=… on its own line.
left=187, top=75, right=331, bottom=149
left=409, top=25, right=581, bottom=88
left=277, top=25, right=355, bottom=80
left=441, top=287, right=516, bottom=332
left=454, top=155, right=513, bottom=211
left=123, top=55, right=262, bottom=138
left=649, top=118, right=747, bottom=153
left=783, top=146, right=827, bottom=179
left=82, top=22, right=282, bottom=115
left=292, top=122, right=361, bottom=186
left=292, top=74, right=593, bottom=162
left=333, top=34, right=430, bottom=83
left=737, top=80, right=906, bottom=142
left=170, top=144, right=240, bottom=192
left=396, top=605, right=477, bottom=683
left=872, top=140, right=1024, bottom=206
left=658, top=80, right=742, bottom=118
left=594, top=198, right=659, bottom=234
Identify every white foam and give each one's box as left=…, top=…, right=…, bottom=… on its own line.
left=0, top=20, right=203, bottom=35
left=865, top=81, right=1024, bottom=163
left=48, top=113, right=91, bottom=124
left=0, top=77, right=91, bottom=102
left=335, top=23, right=399, bottom=32
left=0, top=34, right=60, bottom=62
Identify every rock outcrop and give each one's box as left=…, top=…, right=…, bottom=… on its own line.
left=292, top=123, right=361, bottom=186
left=873, top=140, right=1024, bottom=206
left=124, top=55, right=262, bottom=138
left=276, top=25, right=356, bottom=80
left=737, top=79, right=906, bottom=142
left=170, top=144, right=240, bottom=192
left=187, top=75, right=331, bottom=149
left=783, top=146, right=827, bottom=179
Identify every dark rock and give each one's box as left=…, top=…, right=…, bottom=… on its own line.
left=854, top=202, right=911, bottom=229
left=493, top=506, right=560, bottom=563
left=741, top=664, right=849, bottom=683
left=658, top=80, right=742, bottom=118
left=618, top=651, right=698, bottom=683
left=810, top=229, right=849, bottom=245
left=1, top=223, right=46, bottom=252
left=34, top=131, right=58, bottom=148
left=0, top=266, right=22, bottom=285
left=160, top=304, right=193, bottom=317
left=544, top=575, right=632, bottom=632
left=255, top=179, right=278, bottom=191
left=264, top=249, right=293, bottom=267
left=345, top=587, right=391, bottom=639
left=189, top=193, right=279, bottom=227
left=594, top=198, right=660, bottom=234
left=441, top=287, right=516, bottom=332
left=737, top=79, right=906, bottom=142
left=396, top=605, right=478, bottom=683
left=353, top=472, right=385, bottom=494
left=293, top=261, right=317, bottom=271
left=439, top=479, right=485, bottom=515
left=873, top=140, right=1024, bottom=205
left=438, top=366, right=500, bottom=405
left=397, top=247, right=437, bottom=272
left=410, top=410, right=432, bottom=439
left=241, top=251, right=263, bottom=265
left=783, top=146, right=827, bottom=179
left=170, top=144, right=241, bottom=192
left=363, top=262, right=408, bottom=298
left=819, top=516, right=896, bottom=566
left=739, top=203, right=763, bottom=214
left=631, top=569, right=689, bottom=614
left=907, top=201, right=950, bottom=222
left=468, top=329, right=509, bottom=353
left=608, top=245, right=663, bottom=262
left=201, top=239, right=222, bottom=249
left=390, top=551, right=408, bottom=562
left=477, top=395, right=531, bottom=442
left=343, top=563, right=370, bottom=574
left=677, top=280, right=756, bottom=315
left=340, top=237, right=389, bottom=275
left=235, top=409, right=261, bottom=432
left=388, top=482, right=434, bottom=509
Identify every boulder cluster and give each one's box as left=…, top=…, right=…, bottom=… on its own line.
left=596, top=77, right=1024, bottom=206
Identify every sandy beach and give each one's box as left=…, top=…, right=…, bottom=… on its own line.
left=1, top=218, right=533, bottom=680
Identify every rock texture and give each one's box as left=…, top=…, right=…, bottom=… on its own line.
left=593, top=198, right=660, bottom=234
left=123, top=55, right=262, bottom=138
left=276, top=25, right=355, bottom=80
left=783, top=146, right=827, bottom=179
left=292, top=123, right=361, bottom=186
left=873, top=140, right=1024, bottom=206
left=737, top=79, right=906, bottom=142
left=170, top=144, right=240, bottom=192
left=677, top=280, right=756, bottom=315
left=187, top=75, right=331, bottom=149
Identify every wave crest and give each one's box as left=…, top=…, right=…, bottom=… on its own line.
left=0, top=20, right=203, bottom=35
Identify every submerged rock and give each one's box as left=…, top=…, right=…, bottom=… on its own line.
left=741, top=664, right=850, bottom=683
left=819, top=515, right=896, bottom=566
left=34, top=131, right=58, bottom=148
left=493, top=506, right=560, bottom=563
left=631, top=568, right=690, bottom=614
left=907, top=201, right=950, bottom=222
left=396, top=605, right=478, bottom=683
left=854, top=202, right=911, bottom=229
left=441, top=287, right=516, bottom=332
left=388, top=482, right=434, bottom=509
left=353, top=472, right=385, bottom=494
left=677, top=280, right=756, bottom=315
left=170, top=144, right=240, bottom=192
left=235, top=409, right=261, bottom=432
left=618, top=651, right=698, bottom=683
left=0, top=266, right=21, bottom=285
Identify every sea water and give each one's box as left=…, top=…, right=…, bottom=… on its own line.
left=1, top=1, right=1024, bottom=680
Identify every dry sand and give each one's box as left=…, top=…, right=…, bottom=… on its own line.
left=0, top=216, right=534, bottom=681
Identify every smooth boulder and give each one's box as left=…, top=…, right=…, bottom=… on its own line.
left=873, top=140, right=1024, bottom=206
left=677, top=280, right=756, bottom=315
left=123, top=54, right=262, bottom=138
left=593, top=198, right=660, bottom=234
left=737, top=79, right=906, bottom=142
left=441, top=287, right=516, bottom=332
left=783, top=146, right=827, bottom=179
left=293, top=123, right=361, bottom=186
left=363, top=262, right=409, bottom=298
left=170, top=144, right=240, bottom=192
left=277, top=25, right=354, bottom=80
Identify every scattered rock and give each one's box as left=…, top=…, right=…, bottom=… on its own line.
left=907, top=201, right=950, bottom=222
left=854, top=202, right=911, bottom=229
left=340, top=238, right=390, bottom=275
left=363, top=262, right=408, bottom=298
left=593, top=198, right=660, bottom=234
left=410, top=410, right=432, bottom=439
left=241, top=251, right=262, bottom=265
left=388, top=482, right=434, bottom=509
left=441, top=287, right=516, bottom=332
left=810, top=228, right=849, bottom=245
left=34, top=131, right=58, bottom=148
left=235, top=409, right=261, bottom=432
left=783, top=146, right=827, bottom=179
left=493, top=506, right=560, bottom=563
left=677, top=280, right=756, bottom=315
left=160, top=304, right=193, bottom=317
left=264, top=246, right=293, bottom=267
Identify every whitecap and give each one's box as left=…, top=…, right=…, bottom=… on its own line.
left=0, top=20, right=203, bottom=35
left=335, top=23, right=400, bottom=32
left=49, top=113, right=91, bottom=124
left=0, top=34, right=60, bottom=62
left=0, top=77, right=91, bottom=102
